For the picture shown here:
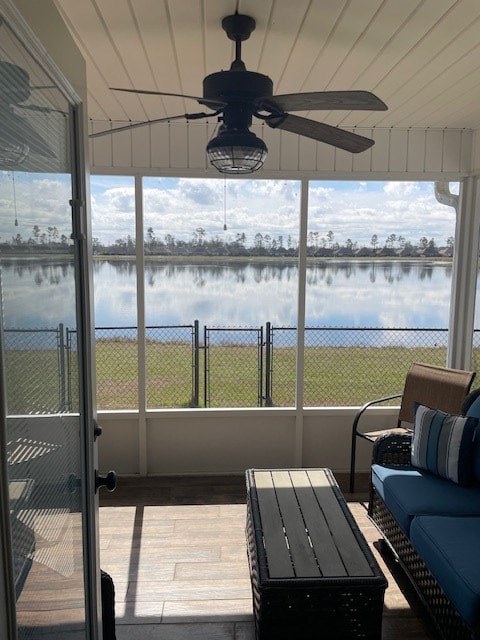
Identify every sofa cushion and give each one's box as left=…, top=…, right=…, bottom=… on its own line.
left=411, top=404, right=477, bottom=485
left=463, top=388, right=480, bottom=483
left=371, top=464, right=480, bottom=534
left=410, top=515, right=480, bottom=629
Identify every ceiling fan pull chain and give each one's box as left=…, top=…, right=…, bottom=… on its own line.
left=12, top=171, right=18, bottom=227
left=223, top=174, right=227, bottom=231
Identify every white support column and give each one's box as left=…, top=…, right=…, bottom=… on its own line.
left=294, top=178, right=309, bottom=466
left=435, top=178, right=480, bottom=370
left=135, top=175, right=148, bottom=475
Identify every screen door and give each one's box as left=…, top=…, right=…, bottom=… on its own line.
left=0, top=14, right=98, bottom=640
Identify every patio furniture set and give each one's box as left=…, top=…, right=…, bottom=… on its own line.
left=245, top=362, right=480, bottom=640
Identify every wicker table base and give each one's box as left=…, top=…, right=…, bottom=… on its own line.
left=246, top=468, right=387, bottom=640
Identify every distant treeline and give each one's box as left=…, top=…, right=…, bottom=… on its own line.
left=1, top=226, right=455, bottom=258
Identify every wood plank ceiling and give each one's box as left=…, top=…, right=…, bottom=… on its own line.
left=52, top=0, right=480, bottom=134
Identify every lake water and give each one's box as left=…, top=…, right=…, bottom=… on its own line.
left=0, top=257, right=459, bottom=331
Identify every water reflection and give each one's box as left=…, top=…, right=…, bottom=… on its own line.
left=1, top=256, right=460, bottom=330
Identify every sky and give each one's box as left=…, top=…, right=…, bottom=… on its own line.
left=0, top=172, right=458, bottom=248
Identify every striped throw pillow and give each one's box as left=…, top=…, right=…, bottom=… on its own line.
left=411, top=404, right=478, bottom=485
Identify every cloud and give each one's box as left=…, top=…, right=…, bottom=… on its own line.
left=307, top=180, right=455, bottom=246
left=1, top=170, right=457, bottom=254
left=383, top=181, right=420, bottom=196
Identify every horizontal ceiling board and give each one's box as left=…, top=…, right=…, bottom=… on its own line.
left=299, top=0, right=385, bottom=93
left=326, top=0, right=421, bottom=93
left=204, top=0, right=239, bottom=76
left=374, top=22, right=480, bottom=128
left=101, top=1, right=167, bottom=122
left=169, top=0, right=214, bottom=102
left=395, top=47, right=480, bottom=129
left=253, top=0, right=311, bottom=88
left=273, top=1, right=346, bottom=96
left=55, top=0, right=135, bottom=121
left=135, top=3, right=176, bottom=77
left=345, top=0, right=454, bottom=103
left=358, top=0, right=480, bottom=127
left=428, top=96, right=480, bottom=130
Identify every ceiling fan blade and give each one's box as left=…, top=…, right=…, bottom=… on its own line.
left=266, top=113, right=374, bottom=153
left=260, top=90, right=387, bottom=113
left=89, top=111, right=214, bottom=139
left=111, top=87, right=226, bottom=109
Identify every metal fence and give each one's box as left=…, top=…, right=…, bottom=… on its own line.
left=146, top=323, right=199, bottom=408
left=3, top=325, right=68, bottom=414
left=5, top=323, right=480, bottom=412
left=267, top=326, right=451, bottom=407
left=95, top=326, right=139, bottom=410
left=205, top=326, right=264, bottom=407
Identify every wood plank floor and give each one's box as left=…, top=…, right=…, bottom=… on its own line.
left=99, top=473, right=439, bottom=640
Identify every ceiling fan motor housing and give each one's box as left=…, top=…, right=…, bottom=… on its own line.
left=203, top=70, right=274, bottom=130
left=203, top=70, right=273, bottom=105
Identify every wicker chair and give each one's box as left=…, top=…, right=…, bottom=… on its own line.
left=349, top=362, right=475, bottom=493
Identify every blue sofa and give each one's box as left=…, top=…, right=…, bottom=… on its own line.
left=369, top=388, right=480, bottom=640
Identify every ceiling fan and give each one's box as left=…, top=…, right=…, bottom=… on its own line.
left=0, top=60, right=57, bottom=167
left=91, top=13, right=387, bottom=174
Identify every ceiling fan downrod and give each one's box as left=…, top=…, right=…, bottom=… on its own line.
left=222, top=13, right=256, bottom=72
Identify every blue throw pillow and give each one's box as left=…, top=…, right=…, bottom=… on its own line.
left=411, top=404, right=478, bottom=485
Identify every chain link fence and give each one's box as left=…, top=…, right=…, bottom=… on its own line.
left=302, top=327, right=449, bottom=407
left=5, top=323, right=477, bottom=411
left=95, top=327, right=138, bottom=410
left=265, top=326, right=450, bottom=407
left=3, top=326, right=66, bottom=414
left=146, top=323, right=199, bottom=408
left=470, top=330, right=480, bottom=381
left=204, top=327, right=263, bottom=407
left=66, top=328, right=79, bottom=412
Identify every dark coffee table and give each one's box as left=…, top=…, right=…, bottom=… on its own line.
left=245, top=468, right=387, bottom=639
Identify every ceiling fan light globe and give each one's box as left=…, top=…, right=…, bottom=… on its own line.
left=206, top=129, right=267, bottom=174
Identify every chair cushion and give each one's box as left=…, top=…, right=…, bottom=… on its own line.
left=371, top=464, right=480, bottom=534
left=411, top=404, right=477, bottom=485
left=410, top=515, right=480, bottom=628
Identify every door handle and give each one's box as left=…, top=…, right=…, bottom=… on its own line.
left=94, top=420, right=103, bottom=441
left=95, top=470, right=117, bottom=493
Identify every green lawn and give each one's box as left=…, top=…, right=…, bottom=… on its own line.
left=8, top=339, right=473, bottom=412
